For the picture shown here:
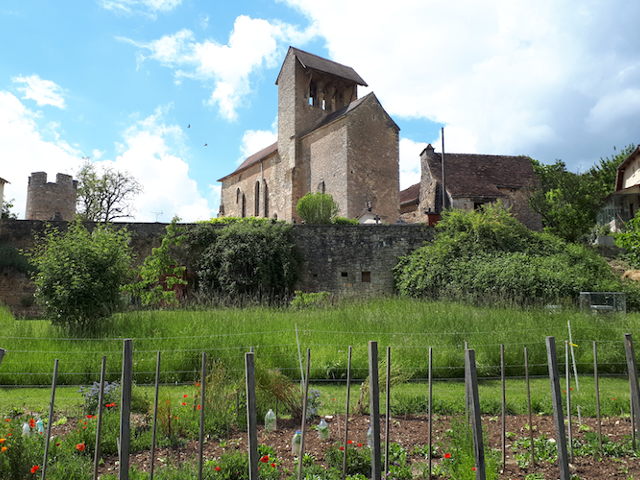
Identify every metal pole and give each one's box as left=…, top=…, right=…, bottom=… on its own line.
left=623, top=334, right=640, bottom=450
left=0, top=348, right=5, bottom=368
left=568, top=321, right=580, bottom=392
left=441, top=127, right=446, bottom=211
left=465, top=349, right=486, bottom=480
left=566, top=342, right=573, bottom=461
left=92, top=356, right=106, bottom=480
left=501, top=344, right=506, bottom=470
left=150, top=352, right=161, bottom=480
left=40, top=358, right=58, bottom=480
left=295, top=324, right=305, bottom=395
left=342, top=346, right=352, bottom=480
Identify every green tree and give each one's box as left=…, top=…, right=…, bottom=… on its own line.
left=76, top=160, right=143, bottom=223
left=296, top=192, right=339, bottom=224
left=1, top=198, right=17, bottom=219
left=29, top=220, right=134, bottom=330
left=126, top=217, right=187, bottom=307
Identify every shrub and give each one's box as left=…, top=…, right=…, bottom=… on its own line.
left=333, top=216, right=359, bottom=225
left=28, top=220, right=133, bottom=331
left=188, top=222, right=302, bottom=300
left=296, top=193, right=339, bottom=224
left=395, top=203, right=623, bottom=306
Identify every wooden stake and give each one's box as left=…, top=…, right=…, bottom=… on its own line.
left=342, top=346, right=352, bottom=480
left=198, top=352, right=207, bottom=480
left=593, top=342, right=602, bottom=456
left=524, top=347, right=535, bottom=467
left=369, top=341, right=382, bottom=480
left=428, top=347, right=433, bottom=480
left=93, top=356, right=107, bottom=480
left=41, top=358, right=58, bottom=480
left=297, top=349, right=311, bottom=480
left=384, top=346, right=391, bottom=475
left=501, top=344, right=506, bottom=470
left=465, top=349, right=486, bottom=480
left=245, top=352, right=258, bottom=480
left=623, top=334, right=640, bottom=451
left=119, top=339, right=133, bottom=480
left=150, top=352, right=161, bottom=480
left=546, top=337, right=570, bottom=480
left=566, top=342, right=573, bottom=461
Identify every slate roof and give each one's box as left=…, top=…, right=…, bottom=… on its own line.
left=399, top=182, right=420, bottom=206
left=217, top=142, right=278, bottom=182
left=423, top=149, right=537, bottom=198
left=276, top=47, right=368, bottom=86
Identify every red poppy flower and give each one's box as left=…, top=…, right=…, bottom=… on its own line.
left=196, top=382, right=200, bottom=387
left=444, top=453, right=451, bottom=459
left=197, top=405, right=201, bottom=410
left=56, top=442, right=60, bottom=447
left=87, top=415, right=92, bottom=419
left=357, top=443, right=363, bottom=447
left=271, top=463, right=276, bottom=468
left=31, top=465, right=39, bottom=473
left=339, top=446, right=344, bottom=451
left=29, top=419, right=35, bottom=428
left=347, top=440, right=353, bottom=444
left=184, top=394, right=188, bottom=398
left=76, top=443, right=85, bottom=451
left=1, top=446, right=6, bottom=452
left=613, top=398, right=616, bottom=401
left=4, top=419, right=8, bottom=422
left=260, top=455, right=269, bottom=463
left=472, top=467, right=476, bottom=471
left=182, top=402, right=186, bottom=406
left=215, top=466, right=221, bottom=472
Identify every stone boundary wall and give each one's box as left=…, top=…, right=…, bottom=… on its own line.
left=0, top=220, right=434, bottom=313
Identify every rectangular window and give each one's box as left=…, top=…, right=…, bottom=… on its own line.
left=341, top=272, right=348, bottom=277
left=362, top=271, right=371, bottom=283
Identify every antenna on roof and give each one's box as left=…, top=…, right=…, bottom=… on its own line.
left=151, top=211, right=163, bottom=222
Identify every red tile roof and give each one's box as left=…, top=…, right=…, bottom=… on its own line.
left=400, top=182, right=420, bottom=206
left=276, top=47, right=368, bottom=87
left=217, top=142, right=278, bottom=182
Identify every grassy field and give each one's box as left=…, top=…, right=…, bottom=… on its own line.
left=0, top=298, right=639, bottom=388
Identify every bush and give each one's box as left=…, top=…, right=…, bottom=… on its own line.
left=29, top=220, right=134, bottom=331
left=395, top=203, right=623, bottom=306
left=297, top=193, right=339, bottom=224
left=188, top=222, right=302, bottom=300
left=333, top=216, right=359, bottom=225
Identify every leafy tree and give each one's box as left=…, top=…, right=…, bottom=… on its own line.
left=126, top=217, right=187, bottom=307
left=528, top=145, right=635, bottom=242
left=29, top=220, right=134, bottom=330
left=76, top=160, right=143, bottom=223
left=1, top=198, right=17, bottom=219
left=296, top=192, right=339, bottom=224
left=188, top=221, right=302, bottom=299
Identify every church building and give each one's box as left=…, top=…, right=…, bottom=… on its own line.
left=217, top=47, right=400, bottom=223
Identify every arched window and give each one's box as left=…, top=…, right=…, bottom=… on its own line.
left=263, top=180, right=269, bottom=218
left=236, top=188, right=241, bottom=204
left=255, top=181, right=260, bottom=216
left=241, top=194, right=246, bottom=218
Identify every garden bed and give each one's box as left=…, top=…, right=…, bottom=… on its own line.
left=86, top=413, right=639, bottom=479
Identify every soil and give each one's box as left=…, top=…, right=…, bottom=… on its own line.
left=68, top=413, right=640, bottom=479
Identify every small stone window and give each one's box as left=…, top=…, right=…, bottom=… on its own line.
left=362, top=271, right=371, bottom=283
left=341, top=272, right=348, bottom=277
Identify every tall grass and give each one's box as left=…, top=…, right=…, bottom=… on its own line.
left=1, top=298, right=639, bottom=387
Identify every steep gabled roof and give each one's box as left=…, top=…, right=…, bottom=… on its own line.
left=305, top=92, right=399, bottom=136
left=217, top=142, right=278, bottom=182
left=400, top=182, right=420, bottom=206
left=423, top=149, right=537, bottom=198
left=276, top=47, right=368, bottom=86
left=615, top=145, right=640, bottom=191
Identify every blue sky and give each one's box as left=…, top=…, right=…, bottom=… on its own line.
left=2, top=0, right=639, bottom=221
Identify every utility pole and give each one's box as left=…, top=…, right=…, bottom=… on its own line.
left=441, top=127, right=446, bottom=212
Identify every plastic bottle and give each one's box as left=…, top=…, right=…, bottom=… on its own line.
left=367, top=424, right=373, bottom=448
left=317, top=417, right=330, bottom=440
left=291, top=430, right=302, bottom=455
left=36, top=418, right=44, bottom=435
left=22, top=422, right=30, bottom=436
left=265, top=409, right=277, bottom=432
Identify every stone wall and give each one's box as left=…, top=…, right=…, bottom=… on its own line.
left=0, top=220, right=433, bottom=312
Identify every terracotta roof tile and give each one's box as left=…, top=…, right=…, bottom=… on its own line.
left=217, top=142, right=278, bottom=182
left=400, top=182, right=420, bottom=205
left=277, top=47, right=368, bottom=86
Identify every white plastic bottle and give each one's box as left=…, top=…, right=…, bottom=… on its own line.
left=291, top=430, right=302, bottom=455
left=317, top=417, right=330, bottom=440
left=265, top=409, right=277, bottom=432
left=22, top=422, right=30, bottom=436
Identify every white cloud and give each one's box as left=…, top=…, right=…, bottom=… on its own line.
left=12, top=75, right=66, bottom=109
left=121, top=15, right=317, bottom=120
left=0, top=92, right=213, bottom=221
left=238, top=118, right=278, bottom=163
left=0, top=91, right=81, bottom=218
left=98, top=0, right=181, bottom=17
left=92, top=149, right=105, bottom=160
left=283, top=0, right=640, bottom=167
left=399, top=138, right=425, bottom=190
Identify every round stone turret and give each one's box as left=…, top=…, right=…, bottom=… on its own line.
left=25, top=172, right=77, bottom=221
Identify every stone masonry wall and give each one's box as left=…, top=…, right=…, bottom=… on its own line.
left=0, top=220, right=434, bottom=312
left=25, top=172, right=77, bottom=221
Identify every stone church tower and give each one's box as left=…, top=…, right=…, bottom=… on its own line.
left=218, top=47, right=400, bottom=223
